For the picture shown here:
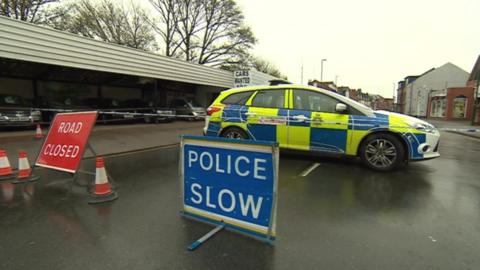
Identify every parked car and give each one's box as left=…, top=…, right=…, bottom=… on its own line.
left=170, top=99, right=206, bottom=121
left=204, top=84, right=440, bottom=171
left=37, top=97, right=91, bottom=122
left=121, top=99, right=175, bottom=123
left=0, top=94, right=41, bottom=126
left=82, top=98, right=129, bottom=123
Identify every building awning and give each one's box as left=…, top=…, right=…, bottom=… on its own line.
left=0, top=16, right=233, bottom=88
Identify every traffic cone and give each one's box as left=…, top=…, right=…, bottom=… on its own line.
left=13, top=151, right=39, bottom=184
left=0, top=150, right=14, bottom=181
left=88, top=157, right=118, bottom=204
left=34, top=124, right=44, bottom=139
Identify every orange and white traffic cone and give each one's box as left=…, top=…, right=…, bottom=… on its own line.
left=34, top=124, right=44, bottom=139
left=0, top=150, right=14, bottom=181
left=88, top=157, right=118, bottom=204
left=13, top=151, right=39, bottom=184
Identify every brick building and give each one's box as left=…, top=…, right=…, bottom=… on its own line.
left=467, top=55, right=480, bottom=124
left=308, top=80, right=338, bottom=92
left=372, top=95, right=394, bottom=111
left=397, top=63, right=469, bottom=117
left=427, top=87, right=475, bottom=120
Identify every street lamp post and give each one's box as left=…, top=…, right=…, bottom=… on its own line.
left=320, top=59, right=327, bottom=81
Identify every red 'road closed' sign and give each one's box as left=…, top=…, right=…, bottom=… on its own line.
left=35, top=111, right=98, bottom=173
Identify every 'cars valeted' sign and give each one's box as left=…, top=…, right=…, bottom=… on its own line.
left=181, top=135, right=278, bottom=241
left=234, top=69, right=251, bottom=88
left=35, top=111, right=98, bottom=173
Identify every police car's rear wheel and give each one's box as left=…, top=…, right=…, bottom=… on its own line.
left=360, top=133, right=405, bottom=171
left=222, top=127, right=248, bottom=140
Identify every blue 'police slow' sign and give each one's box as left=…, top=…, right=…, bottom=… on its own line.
left=181, top=135, right=278, bottom=241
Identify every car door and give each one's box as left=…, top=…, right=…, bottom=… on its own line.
left=288, top=89, right=349, bottom=153
left=245, top=89, right=288, bottom=146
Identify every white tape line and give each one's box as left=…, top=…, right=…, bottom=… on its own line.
left=299, top=162, right=321, bottom=177
left=440, top=128, right=480, bottom=132
left=27, top=107, right=204, bottom=119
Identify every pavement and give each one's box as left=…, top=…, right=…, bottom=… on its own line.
left=427, top=119, right=480, bottom=139
left=0, top=121, right=204, bottom=166
left=1, top=128, right=480, bottom=269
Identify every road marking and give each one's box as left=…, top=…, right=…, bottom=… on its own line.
left=299, top=162, right=321, bottom=177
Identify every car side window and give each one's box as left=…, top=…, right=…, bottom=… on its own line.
left=221, top=91, right=253, bottom=105
left=293, top=90, right=339, bottom=113
left=251, top=90, right=285, bottom=108
left=172, top=100, right=184, bottom=107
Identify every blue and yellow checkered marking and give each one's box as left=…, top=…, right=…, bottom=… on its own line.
left=211, top=104, right=428, bottom=160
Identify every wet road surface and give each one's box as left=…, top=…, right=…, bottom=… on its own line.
left=1, top=131, right=479, bottom=270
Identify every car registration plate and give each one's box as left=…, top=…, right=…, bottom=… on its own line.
left=10, top=117, right=30, bottom=121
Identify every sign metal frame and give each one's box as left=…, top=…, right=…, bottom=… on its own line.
left=180, top=135, right=279, bottom=246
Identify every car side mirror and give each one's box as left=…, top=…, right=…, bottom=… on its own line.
left=336, top=103, right=348, bottom=113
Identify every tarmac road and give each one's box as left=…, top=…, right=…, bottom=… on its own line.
left=0, top=131, right=479, bottom=270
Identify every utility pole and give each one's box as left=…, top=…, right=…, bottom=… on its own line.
left=320, top=59, right=327, bottom=81
left=408, top=83, right=413, bottom=116
left=335, top=75, right=339, bottom=86
left=393, top=83, right=396, bottom=100
left=301, top=58, right=304, bottom=85
left=392, top=83, right=397, bottom=112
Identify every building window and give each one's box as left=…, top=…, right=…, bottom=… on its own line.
left=430, top=97, right=446, bottom=117
left=453, top=95, right=467, bottom=118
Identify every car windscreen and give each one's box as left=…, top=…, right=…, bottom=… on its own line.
left=328, top=91, right=374, bottom=112
left=122, top=100, right=149, bottom=108
left=64, top=98, right=87, bottom=107
left=104, top=99, right=121, bottom=108
left=187, top=100, right=201, bottom=107
left=0, top=95, right=28, bottom=107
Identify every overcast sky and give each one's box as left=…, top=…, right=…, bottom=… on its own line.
left=235, top=0, right=479, bottom=97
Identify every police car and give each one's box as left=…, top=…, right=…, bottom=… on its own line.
left=203, top=82, right=440, bottom=171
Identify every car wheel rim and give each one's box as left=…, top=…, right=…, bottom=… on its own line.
left=365, top=139, right=397, bottom=168
left=225, top=131, right=243, bottom=139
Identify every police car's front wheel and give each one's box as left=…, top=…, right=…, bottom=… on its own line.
left=221, top=127, right=248, bottom=140
left=359, top=133, right=405, bottom=171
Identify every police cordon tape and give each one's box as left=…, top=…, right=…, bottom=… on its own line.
left=28, top=107, right=205, bottom=119
left=439, top=128, right=480, bottom=132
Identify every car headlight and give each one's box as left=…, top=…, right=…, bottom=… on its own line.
left=413, top=123, right=437, bottom=134
left=31, top=110, right=41, bottom=116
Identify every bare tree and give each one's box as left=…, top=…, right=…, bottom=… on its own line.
left=149, top=0, right=255, bottom=66
left=251, top=57, right=287, bottom=79
left=174, top=0, right=204, bottom=61
left=0, top=0, right=59, bottom=23
left=44, top=0, right=157, bottom=51
left=149, top=0, right=181, bottom=57
left=196, top=0, right=255, bottom=66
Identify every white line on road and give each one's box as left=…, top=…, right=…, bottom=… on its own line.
left=299, top=162, right=321, bottom=177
